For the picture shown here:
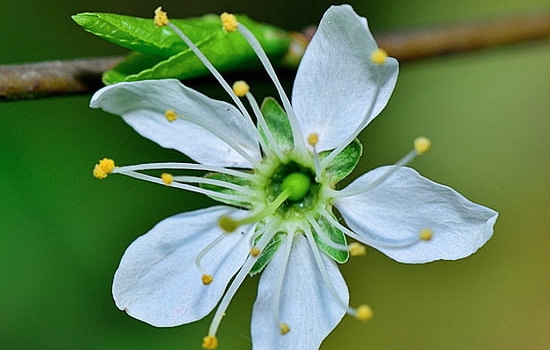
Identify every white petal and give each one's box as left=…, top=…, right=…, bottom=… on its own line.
left=291, top=5, right=398, bottom=151
left=335, top=166, right=498, bottom=263
left=112, top=205, right=253, bottom=327
left=91, top=79, right=260, bottom=168
left=251, top=235, right=348, bottom=350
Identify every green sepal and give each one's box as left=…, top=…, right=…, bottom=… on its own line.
left=249, top=230, right=285, bottom=276
left=72, top=12, right=292, bottom=84
left=199, top=172, right=252, bottom=209
left=320, top=139, right=363, bottom=185
left=313, top=214, right=349, bottom=263
left=259, top=97, right=293, bottom=151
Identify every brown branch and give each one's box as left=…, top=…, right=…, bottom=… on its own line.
left=1, top=10, right=549, bottom=101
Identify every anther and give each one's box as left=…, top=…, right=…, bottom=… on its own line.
left=356, top=304, right=373, bottom=322
left=161, top=173, right=173, bottom=185
left=414, top=136, right=431, bottom=155
left=202, top=274, right=214, bottom=285
left=280, top=323, right=290, bottom=335
left=154, top=6, right=169, bottom=27
left=218, top=215, right=239, bottom=233
left=220, top=12, right=238, bottom=32
left=419, top=228, right=433, bottom=241
left=202, top=335, right=218, bottom=349
left=307, top=133, right=319, bottom=147
left=93, top=158, right=115, bottom=179
left=370, top=48, right=387, bottom=65
left=164, top=109, right=177, bottom=122
left=250, top=247, right=261, bottom=257
left=349, top=242, right=367, bottom=257
left=232, top=80, right=250, bottom=97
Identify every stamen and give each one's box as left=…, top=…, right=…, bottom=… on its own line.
left=232, top=80, right=250, bottom=97
left=206, top=226, right=278, bottom=340
left=349, top=242, right=367, bottom=257
left=161, top=173, right=173, bottom=185
left=355, top=304, right=374, bottom=322
left=93, top=158, right=115, bottom=179
left=153, top=6, right=169, bottom=27
left=370, top=49, right=387, bottom=65
left=419, top=228, right=433, bottom=241
left=220, top=12, right=238, bottom=32
left=307, top=216, right=349, bottom=251
left=112, top=162, right=255, bottom=180
left=330, top=137, right=431, bottom=198
left=280, top=323, right=290, bottom=335
left=202, top=274, right=213, bottom=285
left=308, top=133, right=322, bottom=181
left=164, top=109, right=177, bottom=122
left=236, top=24, right=307, bottom=155
left=172, top=175, right=255, bottom=196
left=202, top=335, right=218, bottom=349
left=195, top=233, right=227, bottom=277
left=245, top=91, right=286, bottom=161
left=272, top=233, right=294, bottom=333
left=250, top=247, right=261, bottom=257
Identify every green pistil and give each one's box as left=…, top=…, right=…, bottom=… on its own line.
left=281, top=172, right=311, bottom=201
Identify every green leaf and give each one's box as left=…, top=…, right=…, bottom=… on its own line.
left=199, top=172, right=252, bottom=208
left=250, top=230, right=285, bottom=276
left=320, top=139, right=363, bottom=185
left=259, top=97, right=293, bottom=152
left=72, top=12, right=292, bottom=84
left=313, top=215, right=349, bottom=263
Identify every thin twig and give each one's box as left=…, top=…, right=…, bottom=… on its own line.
left=1, top=11, right=549, bottom=101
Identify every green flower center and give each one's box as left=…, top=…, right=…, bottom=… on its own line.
left=281, top=172, right=311, bottom=201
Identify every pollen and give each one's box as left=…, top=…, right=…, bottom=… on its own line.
left=349, top=242, right=367, bottom=257
left=307, top=133, right=319, bottom=147
left=356, top=304, right=373, bottom=322
left=165, top=109, right=177, bottom=122
left=154, top=6, right=169, bottom=27
left=202, top=274, right=213, bottom=285
left=414, top=136, right=431, bottom=155
left=280, top=323, right=290, bottom=335
left=218, top=215, right=239, bottom=233
left=161, top=173, right=173, bottom=185
left=250, top=247, right=261, bottom=257
left=371, top=48, right=387, bottom=65
left=202, top=335, right=218, bottom=349
left=420, top=228, right=433, bottom=241
left=220, top=12, right=238, bottom=32
left=232, top=80, right=250, bottom=97
left=93, top=158, right=115, bottom=179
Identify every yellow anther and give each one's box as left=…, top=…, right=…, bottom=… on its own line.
left=232, top=80, right=250, bottom=97
left=414, top=136, right=431, bottom=155
left=93, top=158, right=115, bottom=179
left=356, top=304, right=374, bottom=322
left=371, top=48, right=388, bottom=65
left=161, top=173, right=173, bottom=185
left=202, top=335, right=218, bottom=349
left=220, top=12, right=238, bottom=32
left=420, top=228, right=433, bottom=241
left=218, top=215, right=239, bottom=233
left=250, top=247, right=261, bottom=257
left=280, top=323, right=290, bottom=335
left=349, top=242, right=367, bottom=257
left=154, top=6, right=169, bottom=27
left=202, top=274, right=213, bottom=285
left=307, top=133, right=319, bottom=147
left=165, top=109, right=177, bottom=122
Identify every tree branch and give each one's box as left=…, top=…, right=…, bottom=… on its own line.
left=1, top=11, right=549, bottom=101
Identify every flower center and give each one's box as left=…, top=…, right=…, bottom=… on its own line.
left=280, top=172, right=311, bottom=201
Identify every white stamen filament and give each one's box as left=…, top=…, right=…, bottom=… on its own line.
left=166, top=22, right=267, bottom=154
left=117, top=170, right=250, bottom=203
left=320, top=64, right=385, bottom=168
left=207, top=225, right=278, bottom=337
left=330, top=150, right=417, bottom=198
left=236, top=24, right=307, bottom=155
left=272, top=233, right=294, bottom=328
left=307, top=215, right=349, bottom=251
left=319, top=209, right=422, bottom=249
left=245, top=91, right=287, bottom=162
left=112, top=162, right=254, bottom=180
left=249, top=219, right=276, bottom=248
left=195, top=232, right=227, bottom=275
left=172, top=175, right=256, bottom=196
left=311, top=144, right=322, bottom=182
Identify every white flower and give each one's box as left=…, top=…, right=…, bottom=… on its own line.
left=91, top=5, right=498, bottom=350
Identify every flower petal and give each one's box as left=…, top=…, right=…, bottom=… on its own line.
left=251, top=234, right=348, bottom=350
left=335, top=166, right=498, bottom=263
left=291, top=5, right=398, bottom=151
left=112, top=205, right=253, bottom=327
left=91, top=79, right=260, bottom=168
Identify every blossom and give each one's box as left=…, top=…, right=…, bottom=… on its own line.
left=91, top=5, right=498, bottom=350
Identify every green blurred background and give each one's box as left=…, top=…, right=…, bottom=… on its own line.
left=1, top=0, right=549, bottom=349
